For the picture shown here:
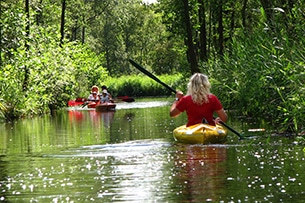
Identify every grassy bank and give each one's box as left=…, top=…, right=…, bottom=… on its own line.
left=102, top=73, right=185, bottom=97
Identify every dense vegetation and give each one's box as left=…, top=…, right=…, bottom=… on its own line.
left=1, top=0, right=305, bottom=133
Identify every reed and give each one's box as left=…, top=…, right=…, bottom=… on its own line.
left=103, top=73, right=184, bottom=97
left=207, top=30, right=305, bottom=133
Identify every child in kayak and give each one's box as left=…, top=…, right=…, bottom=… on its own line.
left=87, top=85, right=100, bottom=101
left=99, top=89, right=113, bottom=103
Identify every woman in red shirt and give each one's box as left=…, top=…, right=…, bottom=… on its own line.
left=170, top=73, right=228, bottom=126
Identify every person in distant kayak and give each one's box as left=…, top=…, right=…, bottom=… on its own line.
left=100, top=85, right=114, bottom=102
left=101, top=85, right=113, bottom=100
left=87, top=85, right=100, bottom=101
left=99, top=89, right=113, bottom=103
left=170, top=73, right=228, bottom=126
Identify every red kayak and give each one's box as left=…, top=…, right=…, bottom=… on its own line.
left=68, top=98, right=100, bottom=108
left=87, top=101, right=100, bottom=108
left=68, top=96, right=134, bottom=107
left=117, top=96, right=135, bottom=102
left=68, top=99, right=116, bottom=111
left=95, top=103, right=116, bottom=112
left=67, top=97, right=87, bottom=107
left=85, top=100, right=116, bottom=111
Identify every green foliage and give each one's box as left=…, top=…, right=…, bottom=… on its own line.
left=206, top=27, right=305, bottom=133
left=63, top=0, right=186, bottom=76
left=103, top=73, right=184, bottom=97
left=0, top=17, right=108, bottom=120
left=1, top=1, right=27, bottom=63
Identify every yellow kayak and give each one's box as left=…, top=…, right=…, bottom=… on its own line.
left=173, top=123, right=228, bottom=144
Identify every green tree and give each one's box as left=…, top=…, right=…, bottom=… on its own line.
left=0, top=0, right=108, bottom=120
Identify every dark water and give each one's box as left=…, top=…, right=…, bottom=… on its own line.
left=1, top=98, right=305, bottom=202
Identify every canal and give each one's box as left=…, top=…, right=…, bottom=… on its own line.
left=0, top=98, right=305, bottom=202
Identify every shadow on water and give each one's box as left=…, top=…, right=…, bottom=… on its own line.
left=1, top=98, right=305, bottom=202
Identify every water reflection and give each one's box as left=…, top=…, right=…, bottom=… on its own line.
left=123, top=112, right=135, bottom=122
left=68, top=110, right=84, bottom=122
left=2, top=98, right=305, bottom=202
left=68, top=110, right=115, bottom=128
left=115, top=100, right=170, bottom=110
left=44, top=140, right=172, bottom=202
left=172, top=144, right=227, bottom=202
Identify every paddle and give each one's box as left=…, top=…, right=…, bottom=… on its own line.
left=81, top=99, right=100, bottom=108
left=81, top=101, right=89, bottom=108
left=218, top=120, right=243, bottom=139
left=205, top=116, right=243, bottom=139
left=129, top=59, right=176, bottom=94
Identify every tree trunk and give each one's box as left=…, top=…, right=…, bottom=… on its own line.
left=0, top=3, right=2, bottom=66
left=60, top=0, right=66, bottom=46
left=229, top=1, right=235, bottom=45
left=82, top=26, right=85, bottom=44
left=198, top=0, right=207, bottom=61
left=35, top=0, right=43, bottom=26
left=217, top=0, right=224, bottom=56
left=23, top=0, right=30, bottom=91
left=82, top=16, right=85, bottom=44
left=208, top=1, right=212, bottom=56
left=182, top=0, right=200, bottom=74
left=241, top=0, right=247, bottom=28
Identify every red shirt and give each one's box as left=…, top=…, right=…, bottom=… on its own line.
left=176, top=94, right=223, bottom=127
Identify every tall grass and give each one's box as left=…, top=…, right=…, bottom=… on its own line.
left=206, top=31, right=305, bottom=133
left=103, top=73, right=185, bottom=97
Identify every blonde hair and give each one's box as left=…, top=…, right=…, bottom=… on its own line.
left=187, top=73, right=211, bottom=105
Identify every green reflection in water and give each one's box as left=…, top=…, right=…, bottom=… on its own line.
left=0, top=98, right=305, bottom=202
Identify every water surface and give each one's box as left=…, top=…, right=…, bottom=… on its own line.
left=1, top=98, right=305, bottom=202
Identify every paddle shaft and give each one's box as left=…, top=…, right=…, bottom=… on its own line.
left=129, top=59, right=176, bottom=94
left=81, top=101, right=89, bottom=108
left=82, top=99, right=99, bottom=108
left=219, top=120, right=243, bottom=139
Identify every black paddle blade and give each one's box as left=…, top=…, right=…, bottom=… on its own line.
left=129, top=59, right=176, bottom=94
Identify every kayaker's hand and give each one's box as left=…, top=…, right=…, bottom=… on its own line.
left=214, top=117, right=223, bottom=124
left=176, top=91, right=183, bottom=100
